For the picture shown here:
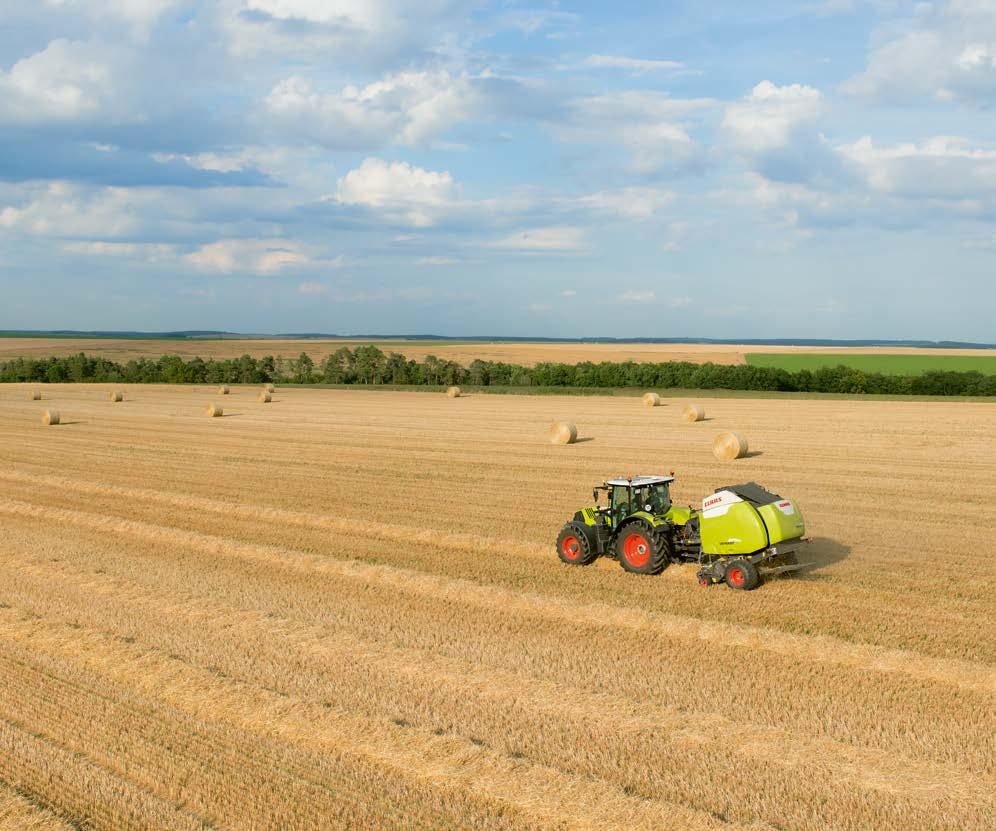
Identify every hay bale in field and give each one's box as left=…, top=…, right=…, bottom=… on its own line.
left=264, top=383, right=275, bottom=393
left=29, top=390, right=41, bottom=401
left=206, top=402, right=224, bottom=418
left=109, top=390, right=123, bottom=402
left=549, top=421, right=578, bottom=445
left=682, top=403, right=705, bottom=422
left=258, top=391, right=272, bottom=403
left=642, top=392, right=661, bottom=407
left=219, top=385, right=230, bottom=395
left=446, top=386, right=461, bottom=398
left=713, top=431, right=748, bottom=461
left=41, top=409, right=60, bottom=426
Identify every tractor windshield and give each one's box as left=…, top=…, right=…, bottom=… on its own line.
left=638, top=483, right=671, bottom=515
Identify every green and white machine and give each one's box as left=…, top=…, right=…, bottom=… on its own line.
left=556, top=476, right=808, bottom=590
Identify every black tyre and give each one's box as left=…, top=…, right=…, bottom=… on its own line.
left=725, top=559, right=760, bottom=591
left=615, top=524, right=667, bottom=575
left=556, top=524, right=597, bottom=565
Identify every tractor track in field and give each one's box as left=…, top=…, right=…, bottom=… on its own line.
left=0, top=494, right=991, bottom=697
left=0, top=609, right=751, bottom=831
left=4, top=551, right=990, bottom=816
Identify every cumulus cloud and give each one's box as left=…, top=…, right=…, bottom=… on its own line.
left=418, top=255, right=459, bottom=265
left=185, top=238, right=312, bottom=273
left=264, top=70, right=482, bottom=148
left=844, top=1, right=996, bottom=104
left=0, top=39, right=119, bottom=124
left=489, top=226, right=585, bottom=252
left=229, top=0, right=477, bottom=66
left=723, top=81, right=823, bottom=152
left=330, top=157, right=456, bottom=226
left=838, top=135, right=996, bottom=201
left=0, top=182, right=147, bottom=237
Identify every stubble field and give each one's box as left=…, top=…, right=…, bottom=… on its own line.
left=0, top=384, right=993, bottom=830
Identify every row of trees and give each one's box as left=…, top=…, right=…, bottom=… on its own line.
left=1, top=347, right=993, bottom=396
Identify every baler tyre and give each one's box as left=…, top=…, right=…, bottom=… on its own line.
left=557, top=524, right=596, bottom=566
left=725, top=559, right=760, bottom=591
left=616, top=524, right=666, bottom=575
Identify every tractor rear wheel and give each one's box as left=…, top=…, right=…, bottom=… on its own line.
left=557, top=524, right=597, bottom=566
left=616, top=525, right=667, bottom=575
left=725, top=559, right=760, bottom=591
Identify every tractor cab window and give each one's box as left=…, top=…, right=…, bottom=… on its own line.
left=610, top=486, right=631, bottom=523
left=646, top=482, right=671, bottom=514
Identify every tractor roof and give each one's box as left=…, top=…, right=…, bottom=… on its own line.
left=604, top=475, right=674, bottom=487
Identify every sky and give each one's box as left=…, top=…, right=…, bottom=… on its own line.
left=0, top=0, right=994, bottom=340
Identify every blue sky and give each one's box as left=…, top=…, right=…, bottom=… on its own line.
left=1, top=0, right=994, bottom=340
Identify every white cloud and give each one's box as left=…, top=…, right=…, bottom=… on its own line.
left=560, top=289, right=576, bottom=297
left=723, top=81, right=823, bottom=152
left=490, top=226, right=585, bottom=251
left=62, top=240, right=175, bottom=261
left=331, top=157, right=456, bottom=227
left=572, top=187, right=676, bottom=220
left=418, top=256, right=459, bottom=265
left=619, top=289, right=655, bottom=303
left=564, top=92, right=714, bottom=173
left=298, top=281, right=326, bottom=294
left=264, top=70, right=482, bottom=148
left=185, top=239, right=311, bottom=274
left=584, top=55, right=684, bottom=73
left=0, top=182, right=145, bottom=237
left=843, top=1, right=996, bottom=103
left=0, top=39, right=119, bottom=124
left=526, top=302, right=551, bottom=313
left=838, top=135, right=996, bottom=200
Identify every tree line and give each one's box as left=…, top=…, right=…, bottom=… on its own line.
left=1, top=347, right=993, bottom=396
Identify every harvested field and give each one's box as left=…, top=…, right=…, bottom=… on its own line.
left=0, top=337, right=993, bottom=367
left=0, top=383, right=992, bottom=831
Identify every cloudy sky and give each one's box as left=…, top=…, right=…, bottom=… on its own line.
left=1, top=1, right=994, bottom=339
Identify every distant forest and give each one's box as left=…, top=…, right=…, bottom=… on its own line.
left=1, top=347, right=994, bottom=396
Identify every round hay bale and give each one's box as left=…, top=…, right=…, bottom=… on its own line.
left=642, top=392, right=661, bottom=407
left=713, top=431, right=748, bottom=461
left=219, top=385, right=230, bottom=395
left=29, top=390, right=41, bottom=401
left=110, top=390, right=123, bottom=402
left=264, top=383, right=275, bottom=393
left=682, top=404, right=705, bottom=422
left=205, top=402, right=224, bottom=418
left=548, top=421, right=578, bottom=445
left=41, top=409, right=60, bottom=426
left=258, top=391, right=272, bottom=403
left=446, top=386, right=461, bottom=398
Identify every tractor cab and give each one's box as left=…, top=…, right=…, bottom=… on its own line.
left=594, top=475, right=674, bottom=529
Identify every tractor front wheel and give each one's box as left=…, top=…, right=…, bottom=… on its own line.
left=616, top=525, right=667, bottom=575
left=725, top=559, right=760, bottom=591
left=557, top=524, right=597, bottom=566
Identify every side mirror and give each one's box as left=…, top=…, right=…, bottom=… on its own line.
left=592, top=488, right=600, bottom=503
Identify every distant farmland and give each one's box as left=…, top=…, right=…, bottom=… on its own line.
left=746, top=353, right=996, bottom=375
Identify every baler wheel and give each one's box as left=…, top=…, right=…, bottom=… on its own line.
left=725, top=559, right=759, bottom=591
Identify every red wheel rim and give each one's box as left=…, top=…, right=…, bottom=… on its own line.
left=561, top=535, right=581, bottom=561
left=727, top=566, right=745, bottom=587
left=622, top=533, right=651, bottom=568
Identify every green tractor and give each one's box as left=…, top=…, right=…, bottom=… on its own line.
left=556, top=475, right=808, bottom=590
